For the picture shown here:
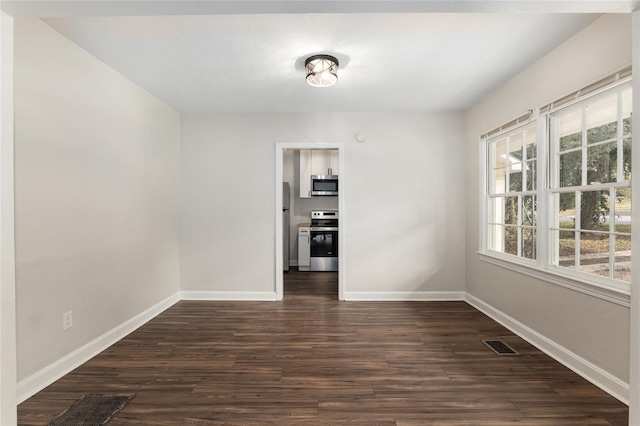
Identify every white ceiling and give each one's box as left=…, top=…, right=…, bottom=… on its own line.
left=4, top=1, right=637, bottom=113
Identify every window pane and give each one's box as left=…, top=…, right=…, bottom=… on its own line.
left=492, top=167, right=507, bottom=194
left=558, top=230, right=576, bottom=268
left=587, top=142, right=616, bottom=185
left=623, top=137, right=632, bottom=181
left=504, top=226, right=518, bottom=256
left=522, top=228, right=536, bottom=260
left=578, top=231, right=610, bottom=278
left=505, top=196, right=518, bottom=225
left=525, top=160, right=536, bottom=190
left=509, top=167, right=523, bottom=192
left=614, top=234, right=631, bottom=282
left=522, top=195, right=536, bottom=226
left=614, top=188, right=631, bottom=231
left=525, top=128, right=537, bottom=160
left=488, top=224, right=503, bottom=252
left=508, top=133, right=523, bottom=192
left=509, top=132, right=524, bottom=161
left=559, top=151, right=582, bottom=187
left=580, top=190, right=608, bottom=231
left=488, top=197, right=504, bottom=224
left=558, top=192, right=576, bottom=229
left=493, top=138, right=506, bottom=168
left=559, top=109, right=582, bottom=151
left=586, top=94, right=618, bottom=144
left=622, top=88, right=632, bottom=136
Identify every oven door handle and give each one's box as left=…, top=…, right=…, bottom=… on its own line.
left=310, top=227, right=339, bottom=232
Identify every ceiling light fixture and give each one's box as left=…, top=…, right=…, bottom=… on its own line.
left=305, top=54, right=339, bottom=88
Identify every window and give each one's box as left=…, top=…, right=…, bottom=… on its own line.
left=481, top=76, right=632, bottom=299
left=549, top=82, right=632, bottom=289
left=486, top=124, right=538, bottom=260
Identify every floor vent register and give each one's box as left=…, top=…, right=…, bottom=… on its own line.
left=482, top=340, right=520, bottom=356
left=47, top=394, right=135, bottom=426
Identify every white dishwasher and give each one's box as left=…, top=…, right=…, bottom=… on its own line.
left=298, top=226, right=310, bottom=271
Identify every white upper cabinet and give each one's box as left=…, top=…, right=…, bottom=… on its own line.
left=311, top=149, right=338, bottom=176
left=299, top=150, right=313, bottom=198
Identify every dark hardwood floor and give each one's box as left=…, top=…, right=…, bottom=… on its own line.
left=18, top=269, right=628, bottom=425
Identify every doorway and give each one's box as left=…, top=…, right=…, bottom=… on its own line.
left=275, top=143, right=345, bottom=301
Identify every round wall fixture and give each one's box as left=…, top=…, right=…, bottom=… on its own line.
left=356, top=134, right=366, bottom=143
left=305, top=55, right=339, bottom=88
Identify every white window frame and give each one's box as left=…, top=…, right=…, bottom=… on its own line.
left=479, top=78, right=632, bottom=307
left=547, top=81, right=632, bottom=294
left=484, top=123, right=539, bottom=262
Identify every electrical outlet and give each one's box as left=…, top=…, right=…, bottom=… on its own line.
left=63, top=311, right=73, bottom=330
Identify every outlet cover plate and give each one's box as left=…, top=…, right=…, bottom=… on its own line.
left=63, top=311, right=73, bottom=330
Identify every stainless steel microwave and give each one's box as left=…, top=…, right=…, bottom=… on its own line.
left=311, top=175, right=338, bottom=196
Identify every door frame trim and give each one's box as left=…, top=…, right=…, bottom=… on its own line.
left=275, top=142, right=345, bottom=301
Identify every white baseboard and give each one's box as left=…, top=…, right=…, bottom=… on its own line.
left=17, top=292, right=181, bottom=404
left=343, top=291, right=465, bottom=301
left=180, top=291, right=279, bottom=301
left=465, top=293, right=629, bottom=405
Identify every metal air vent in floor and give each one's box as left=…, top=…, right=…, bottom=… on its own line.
left=482, top=340, right=519, bottom=355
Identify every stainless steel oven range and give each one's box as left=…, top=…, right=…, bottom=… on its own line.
left=310, top=210, right=338, bottom=272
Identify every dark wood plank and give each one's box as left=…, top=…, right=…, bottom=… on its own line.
left=17, top=269, right=628, bottom=425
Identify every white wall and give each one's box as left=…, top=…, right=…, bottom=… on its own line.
left=629, top=9, right=640, bottom=424
left=465, top=14, right=631, bottom=389
left=181, top=112, right=466, bottom=297
left=14, top=18, right=181, bottom=384
left=0, top=12, right=17, bottom=426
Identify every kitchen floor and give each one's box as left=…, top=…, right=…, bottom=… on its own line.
left=284, top=267, right=338, bottom=300
left=18, top=272, right=628, bottom=425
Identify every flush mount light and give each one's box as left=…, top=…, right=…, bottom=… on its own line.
left=305, top=54, right=339, bottom=88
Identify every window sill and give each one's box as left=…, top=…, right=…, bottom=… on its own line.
left=477, top=252, right=630, bottom=307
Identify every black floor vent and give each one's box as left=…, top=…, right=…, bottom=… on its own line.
left=482, top=340, right=519, bottom=356
left=48, top=394, right=135, bottom=426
